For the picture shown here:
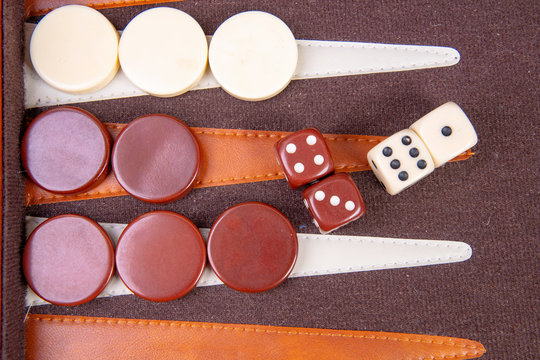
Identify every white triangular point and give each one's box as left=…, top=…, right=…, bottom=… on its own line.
left=25, top=216, right=471, bottom=306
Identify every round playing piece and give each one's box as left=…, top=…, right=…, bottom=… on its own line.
left=21, top=107, right=111, bottom=194
left=112, top=114, right=201, bottom=203
left=209, top=11, right=298, bottom=101
left=29, top=5, right=119, bottom=93
left=119, top=7, right=208, bottom=97
left=23, top=215, right=115, bottom=306
left=207, top=202, right=298, bottom=292
left=115, top=211, right=206, bottom=302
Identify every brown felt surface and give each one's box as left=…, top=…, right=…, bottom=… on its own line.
left=3, top=1, right=539, bottom=358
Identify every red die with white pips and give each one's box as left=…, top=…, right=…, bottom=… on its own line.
left=302, top=173, right=366, bottom=234
left=274, top=128, right=334, bottom=189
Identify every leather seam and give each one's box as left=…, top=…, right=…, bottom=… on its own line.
left=295, top=43, right=456, bottom=78
left=27, top=316, right=483, bottom=353
left=299, top=235, right=467, bottom=247
left=108, top=124, right=381, bottom=143
left=197, top=172, right=283, bottom=184
left=27, top=165, right=369, bottom=203
left=193, top=130, right=286, bottom=139
left=27, top=0, right=168, bottom=15
left=28, top=189, right=128, bottom=204
left=421, top=355, right=483, bottom=360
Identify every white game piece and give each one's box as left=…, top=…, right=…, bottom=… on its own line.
left=209, top=11, right=298, bottom=101
left=367, top=129, right=435, bottom=195
left=29, top=5, right=119, bottom=94
left=410, top=102, right=478, bottom=167
left=119, top=7, right=208, bottom=97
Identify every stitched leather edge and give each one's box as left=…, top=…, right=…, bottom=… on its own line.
left=27, top=315, right=486, bottom=355
left=25, top=0, right=182, bottom=17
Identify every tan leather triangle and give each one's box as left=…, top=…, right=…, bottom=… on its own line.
left=24, top=0, right=181, bottom=17
left=24, top=124, right=473, bottom=205
left=25, top=314, right=486, bottom=359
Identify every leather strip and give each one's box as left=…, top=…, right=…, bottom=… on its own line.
left=24, top=124, right=473, bottom=205
left=24, top=0, right=181, bottom=17
left=25, top=216, right=473, bottom=305
left=24, top=314, right=486, bottom=359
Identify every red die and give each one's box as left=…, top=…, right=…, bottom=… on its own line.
left=302, top=173, right=366, bottom=233
left=274, top=128, right=334, bottom=188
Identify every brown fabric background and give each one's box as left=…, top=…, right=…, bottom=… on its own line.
left=3, top=0, right=539, bottom=358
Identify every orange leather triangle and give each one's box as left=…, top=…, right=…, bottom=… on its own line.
left=25, top=314, right=486, bottom=359
left=24, top=124, right=472, bottom=205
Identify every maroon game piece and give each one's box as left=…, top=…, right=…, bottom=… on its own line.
left=274, top=128, right=334, bottom=188
left=112, top=114, right=201, bottom=203
left=23, top=215, right=115, bottom=306
left=115, top=211, right=206, bottom=302
left=207, top=202, right=298, bottom=293
left=302, top=173, right=366, bottom=233
left=21, top=106, right=111, bottom=194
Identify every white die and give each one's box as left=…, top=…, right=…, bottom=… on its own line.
left=367, top=129, right=435, bottom=195
left=410, top=102, right=477, bottom=167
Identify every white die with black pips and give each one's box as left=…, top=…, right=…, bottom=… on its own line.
left=367, top=102, right=478, bottom=195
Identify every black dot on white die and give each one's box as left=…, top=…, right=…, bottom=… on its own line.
left=417, top=159, right=427, bottom=169
left=409, top=148, right=419, bottom=158
left=398, top=171, right=409, bottom=181
left=390, top=159, right=400, bottom=169
left=441, top=126, right=452, bottom=136
left=401, top=136, right=412, bottom=145
left=382, top=147, right=392, bottom=157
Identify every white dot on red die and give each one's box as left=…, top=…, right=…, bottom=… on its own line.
left=345, top=201, right=355, bottom=211
left=330, top=196, right=340, bottom=206
left=294, top=162, right=304, bottom=173
left=315, top=190, right=325, bottom=201
left=313, top=154, right=324, bottom=165
left=306, top=135, right=317, bottom=145
left=286, top=143, right=296, bottom=154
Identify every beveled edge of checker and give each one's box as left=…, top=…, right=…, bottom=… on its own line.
left=21, top=106, right=111, bottom=194
left=207, top=202, right=298, bottom=293
left=111, top=114, right=202, bottom=203
left=118, top=7, right=208, bottom=97
left=23, top=214, right=115, bottom=306
left=209, top=11, right=298, bottom=101
left=29, top=5, right=119, bottom=94
left=115, top=211, right=207, bottom=302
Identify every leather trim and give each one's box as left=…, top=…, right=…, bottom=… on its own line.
left=25, top=314, right=486, bottom=359
left=24, top=0, right=182, bottom=17
left=24, top=124, right=473, bottom=205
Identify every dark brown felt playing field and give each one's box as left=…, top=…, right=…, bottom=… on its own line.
left=2, top=1, right=539, bottom=359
